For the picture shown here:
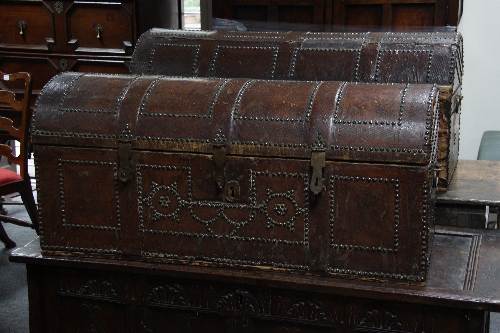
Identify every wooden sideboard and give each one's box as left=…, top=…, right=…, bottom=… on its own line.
left=0, top=0, right=180, bottom=104
left=436, top=160, right=500, bottom=228
left=211, top=0, right=462, bottom=31
left=10, top=225, right=499, bottom=332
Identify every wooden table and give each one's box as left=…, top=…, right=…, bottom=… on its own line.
left=436, top=160, right=500, bottom=228
left=10, top=226, right=500, bottom=333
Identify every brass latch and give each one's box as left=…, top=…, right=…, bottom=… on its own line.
left=310, top=132, right=326, bottom=195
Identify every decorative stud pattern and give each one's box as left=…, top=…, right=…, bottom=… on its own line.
left=329, top=175, right=399, bottom=253
left=137, top=136, right=210, bottom=144
left=274, top=203, right=287, bottom=216
left=137, top=165, right=309, bottom=269
left=119, top=123, right=133, bottom=140
left=223, top=31, right=288, bottom=39
left=140, top=251, right=311, bottom=271
left=144, top=181, right=182, bottom=223
left=330, top=146, right=424, bottom=154
left=148, top=43, right=200, bottom=76
left=57, top=73, right=139, bottom=115
left=41, top=245, right=122, bottom=255
left=289, top=48, right=362, bottom=82
left=137, top=165, right=308, bottom=244
left=57, top=73, right=86, bottom=111
left=333, top=82, right=407, bottom=126
left=374, top=49, right=434, bottom=83
left=139, top=77, right=228, bottom=119
left=230, top=140, right=308, bottom=148
left=233, top=80, right=321, bottom=124
left=263, top=189, right=299, bottom=232
left=213, top=127, right=227, bottom=145
left=58, top=159, right=121, bottom=231
left=305, top=31, right=368, bottom=39
left=326, top=173, right=430, bottom=283
left=311, top=132, right=326, bottom=150
left=34, top=157, right=44, bottom=246
left=32, top=130, right=116, bottom=139
left=209, top=46, right=279, bottom=78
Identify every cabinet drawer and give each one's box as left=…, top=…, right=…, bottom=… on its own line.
left=0, top=54, right=59, bottom=92
left=0, top=1, right=56, bottom=51
left=66, top=2, right=135, bottom=54
left=0, top=54, right=129, bottom=99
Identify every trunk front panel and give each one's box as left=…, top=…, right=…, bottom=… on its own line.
left=36, top=145, right=431, bottom=283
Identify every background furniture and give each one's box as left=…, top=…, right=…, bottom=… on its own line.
left=436, top=160, right=500, bottom=228
left=10, top=226, right=498, bottom=333
left=0, top=71, right=38, bottom=248
left=478, top=131, right=500, bottom=161
left=211, top=0, right=463, bottom=31
left=0, top=0, right=181, bottom=107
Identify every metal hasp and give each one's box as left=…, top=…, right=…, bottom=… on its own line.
left=118, top=142, right=132, bottom=182
left=118, top=124, right=133, bottom=182
left=310, top=132, right=326, bottom=195
left=310, top=151, right=325, bottom=195
left=213, top=146, right=226, bottom=190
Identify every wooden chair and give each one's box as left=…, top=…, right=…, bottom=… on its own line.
left=0, top=71, right=39, bottom=248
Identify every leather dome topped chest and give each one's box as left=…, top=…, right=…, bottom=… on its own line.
left=130, top=29, right=462, bottom=188
left=32, top=72, right=439, bottom=284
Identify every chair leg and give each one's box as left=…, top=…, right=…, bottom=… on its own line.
left=0, top=200, right=7, bottom=215
left=0, top=222, right=16, bottom=248
left=20, top=184, right=39, bottom=235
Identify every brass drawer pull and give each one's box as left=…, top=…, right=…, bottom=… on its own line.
left=18, top=20, right=26, bottom=35
left=95, top=24, right=103, bottom=39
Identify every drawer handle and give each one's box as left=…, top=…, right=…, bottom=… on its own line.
left=18, top=20, right=26, bottom=35
left=95, top=24, right=103, bottom=39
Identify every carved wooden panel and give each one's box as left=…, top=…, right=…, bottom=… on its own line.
left=66, top=1, right=135, bottom=54
left=27, top=264, right=487, bottom=332
left=0, top=1, right=55, bottom=50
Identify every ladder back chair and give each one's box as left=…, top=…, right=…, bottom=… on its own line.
left=0, top=71, right=39, bottom=248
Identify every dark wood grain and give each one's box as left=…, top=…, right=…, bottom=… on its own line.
left=437, top=160, right=500, bottom=206
left=10, top=226, right=500, bottom=332
left=0, top=0, right=180, bottom=108
left=212, top=0, right=462, bottom=31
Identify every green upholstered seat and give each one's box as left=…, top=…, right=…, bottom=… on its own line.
left=477, top=131, right=500, bottom=161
